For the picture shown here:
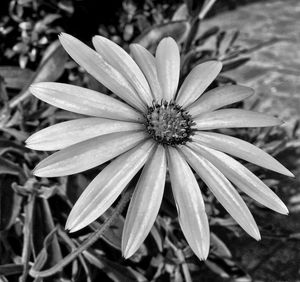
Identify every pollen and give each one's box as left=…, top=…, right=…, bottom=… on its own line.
left=145, top=100, right=195, bottom=146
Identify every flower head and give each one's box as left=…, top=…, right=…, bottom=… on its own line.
left=27, top=33, right=293, bottom=260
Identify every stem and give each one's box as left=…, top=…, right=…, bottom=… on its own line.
left=182, top=0, right=218, bottom=54
left=29, top=189, right=132, bottom=278
left=20, top=193, right=36, bottom=282
left=165, top=237, right=192, bottom=282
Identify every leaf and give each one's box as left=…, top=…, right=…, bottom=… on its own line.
left=57, top=227, right=92, bottom=281
left=30, top=228, right=60, bottom=274
left=198, top=0, right=217, bottom=20
left=83, top=250, right=148, bottom=282
left=32, top=198, right=63, bottom=269
left=222, top=57, right=250, bottom=72
left=9, top=40, right=68, bottom=108
left=0, top=138, right=28, bottom=155
left=172, top=4, right=189, bottom=21
left=91, top=208, right=125, bottom=250
left=0, top=67, right=34, bottom=89
left=0, top=264, right=24, bottom=276
left=210, top=232, right=232, bottom=258
left=150, top=224, right=163, bottom=252
left=134, top=21, right=190, bottom=52
left=205, top=257, right=251, bottom=281
left=0, top=156, right=24, bottom=177
left=195, top=26, right=219, bottom=45
left=184, top=0, right=204, bottom=17
left=67, top=174, right=124, bottom=250
left=205, top=260, right=230, bottom=279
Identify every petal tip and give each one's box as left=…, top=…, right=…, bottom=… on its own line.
left=58, top=32, right=70, bottom=44
left=32, top=167, right=42, bottom=177
left=252, top=229, right=261, bottom=241
left=67, top=227, right=78, bottom=233
left=58, top=32, right=69, bottom=40
left=121, top=240, right=137, bottom=260
left=32, top=166, right=53, bottom=178
left=283, top=169, right=295, bottom=178
left=65, top=217, right=79, bottom=233
left=163, top=36, right=176, bottom=43
left=194, top=246, right=209, bottom=261
left=122, top=249, right=132, bottom=260
left=24, top=143, right=34, bottom=150
left=278, top=204, right=289, bottom=215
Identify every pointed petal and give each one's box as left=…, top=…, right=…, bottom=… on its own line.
left=156, top=37, right=180, bottom=101
left=180, top=145, right=261, bottom=240
left=167, top=147, right=210, bottom=260
left=187, top=142, right=288, bottom=215
left=188, top=85, right=254, bottom=117
left=193, top=132, right=294, bottom=177
left=33, top=131, right=148, bottom=177
left=59, top=33, right=145, bottom=111
left=176, top=61, right=222, bottom=107
left=194, top=109, right=282, bottom=130
left=130, top=44, right=162, bottom=100
left=26, top=118, right=143, bottom=151
left=93, top=36, right=153, bottom=105
left=30, top=82, right=144, bottom=122
left=66, top=140, right=155, bottom=232
left=122, top=145, right=166, bottom=258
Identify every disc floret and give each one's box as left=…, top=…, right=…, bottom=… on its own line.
left=145, top=100, right=195, bottom=145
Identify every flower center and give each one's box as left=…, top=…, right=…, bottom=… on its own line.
left=145, top=100, right=195, bottom=146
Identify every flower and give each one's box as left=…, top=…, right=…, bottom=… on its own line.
left=26, top=33, right=294, bottom=261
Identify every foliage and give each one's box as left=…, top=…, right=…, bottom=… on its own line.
left=0, top=0, right=298, bottom=281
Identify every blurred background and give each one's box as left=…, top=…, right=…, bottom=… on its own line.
left=0, top=0, right=299, bottom=281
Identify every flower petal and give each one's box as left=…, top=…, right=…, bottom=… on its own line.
left=130, top=44, right=162, bottom=100
left=59, top=33, right=145, bottom=111
left=66, top=140, right=155, bottom=232
left=187, top=85, right=254, bottom=117
left=122, top=145, right=166, bottom=258
left=156, top=37, right=180, bottom=101
left=176, top=61, right=222, bottom=108
left=167, top=147, right=210, bottom=260
left=194, top=109, right=282, bottom=130
left=193, top=132, right=294, bottom=177
left=93, top=36, right=153, bottom=105
left=30, top=82, right=144, bottom=122
left=187, top=143, right=288, bottom=214
left=180, top=145, right=261, bottom=240
left=33, top=131, right=148, bottom=177
left=26, top=118, right=143, bottom=151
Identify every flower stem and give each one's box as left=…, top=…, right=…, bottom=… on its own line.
left=29, top=189, right=132, bottom=278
